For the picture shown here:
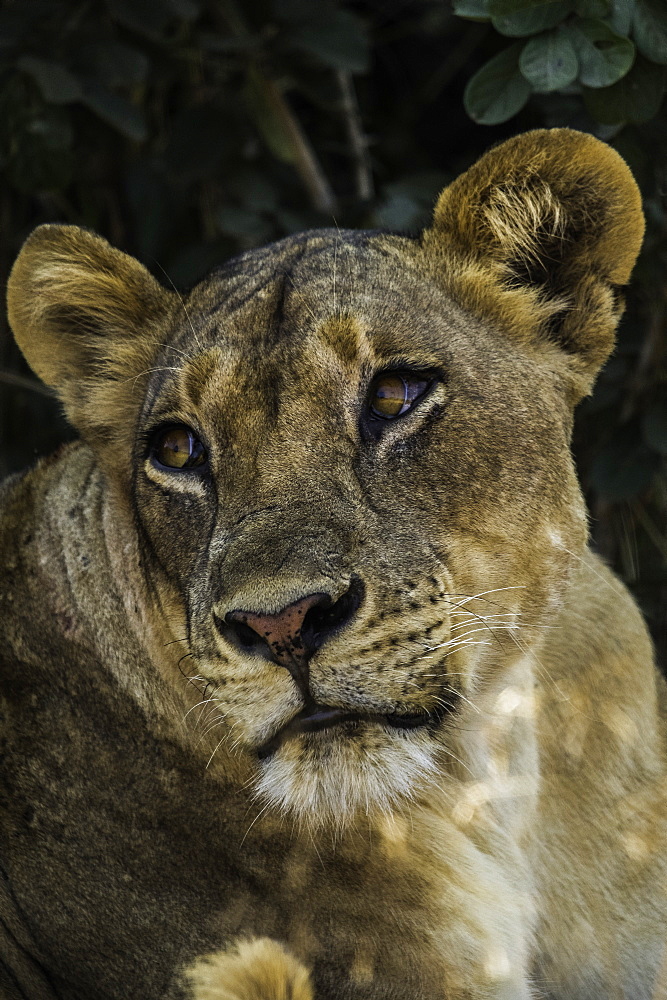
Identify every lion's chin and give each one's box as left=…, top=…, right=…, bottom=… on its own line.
left=252, top=723, right=440, bottom=830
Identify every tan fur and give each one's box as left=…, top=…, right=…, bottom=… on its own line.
left=1, top=129, right=664, bottom=1000
left=6, top=224, right=178, bottom=466
left=185, top=939, right=313, bottom=1000
left=422, top=129, right=644, bottom=397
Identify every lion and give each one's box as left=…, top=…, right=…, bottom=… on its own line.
left=1, top=128, right=665, bottom=1000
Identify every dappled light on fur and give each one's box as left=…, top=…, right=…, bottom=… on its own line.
left=3, top=129, right=665, bottom=1000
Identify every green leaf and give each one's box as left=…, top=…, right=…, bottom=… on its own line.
left=633, top=0, right=667, bottom=65
left=198, top=32, right=263, bottom=53
left=519, top=28, right=579, bottom=90
left=573, top=0, right=610, bottom=14
left=491, top=0, right=570, bottom=35
left=244, top=69, right=295, bottom=163
left=607, top=0, right=635, bottom=34
left=452, top=0, right=491, bottom=19
left=0, top=8, right=33, bottom=49
left=464, top=42, right=532, bottom=123
left=80, top=80, right=147, bottom=142
left=584, top=54, right=665, bottom=121
left=125, top=162, right=170, bottom=260
left=17, top=56, right=82, bottom=104
left=568, top=18, right=635, bottom=86
left=643, top=400, right=667, bottom=455
left=291, top=10, right=369, bottom=72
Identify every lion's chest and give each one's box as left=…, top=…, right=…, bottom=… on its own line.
left=0, top=657, right=455, bottom=1000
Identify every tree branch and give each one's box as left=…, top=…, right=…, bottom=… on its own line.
left=259, top=76, right=337, bottom=215
left=336, top=70, right=373, bottom=201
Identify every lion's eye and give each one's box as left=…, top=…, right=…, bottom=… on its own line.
left=369, top=373, right=429, bottom=419
left=150, top=426, right=207, bottom=470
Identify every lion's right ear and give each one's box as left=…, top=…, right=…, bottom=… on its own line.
left=7, top=224, right=176, bottom=445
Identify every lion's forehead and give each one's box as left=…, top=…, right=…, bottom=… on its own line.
left=146, top=231, right=552, bottom=438
left=175, top=230, right=465, bottom=358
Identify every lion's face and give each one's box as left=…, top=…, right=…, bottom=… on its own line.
left=7, top=130, right=644, bottom=827
left=130, top=233, right=585, bottom=825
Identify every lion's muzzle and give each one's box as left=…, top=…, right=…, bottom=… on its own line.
left=215, top=578, right=365, bottom=697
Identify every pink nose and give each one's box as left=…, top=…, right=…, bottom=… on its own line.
left=219, top=579, right=364, bottom=696
left=226, top=593, right=327, bottom=669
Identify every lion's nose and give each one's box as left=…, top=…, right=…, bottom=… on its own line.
left=219, top=580, right=364, bottom=695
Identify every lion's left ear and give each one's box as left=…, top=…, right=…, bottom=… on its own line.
left=422, top=128, right=644, bottom=397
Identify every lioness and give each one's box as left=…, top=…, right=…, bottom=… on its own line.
left=1, top=128, right=665, bottom=1000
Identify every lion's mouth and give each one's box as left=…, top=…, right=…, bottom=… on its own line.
left=256, top=703, right=442, bottom=760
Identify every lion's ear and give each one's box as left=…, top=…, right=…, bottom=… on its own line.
left=7, top=224, right=176, bottom=445
left=423, top=128, right=644, bottom=397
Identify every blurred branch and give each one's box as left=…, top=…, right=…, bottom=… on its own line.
left=218, top=0, right=337, bottom=215
left=336, top=70, right=374, bottom=201
left=259, top=74, right=338, bottom=215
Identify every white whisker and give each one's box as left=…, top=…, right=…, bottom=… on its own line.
left=150, top=258, right=205, bottom=351
left=283, top=270, right=319, bottom=326
left=182, top=697, right=219, bottom=722
left=120, top=366, right=180, bottom=385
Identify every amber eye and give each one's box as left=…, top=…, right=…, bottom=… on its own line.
left=150, top=425, right=207, bottom=470
left=369, top=373, right=429, bottom=419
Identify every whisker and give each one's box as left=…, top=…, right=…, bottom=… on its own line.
left=333, top=219, right=339, bottom=317
left=206, top=731, right=231, bottom=768
left=432, top=624, right=522, bottom=644
left=182, top=697, right=219, bottom=722
left=240, top=799, right=274, bottom=846
left=438, top=598, right=517, bottom=648
left=449, top=586, right=526, bottom=608
left=200, top=714, right=230, bottom=740
left=183, top=672, right=207, bottom=686
left=120, top=366, right=180, bottom=385
left=282, top=270, right=319, bottom=326
left=149, top=340, right=190, bottom=360
left=450, top=612, right=517, bottom=627
left=418, top=640, right=492, bottom=659
left=444, top=689, right=481, bottom=716
left=557, top=543, right=629, bottom=599
left=437, top=744, right=474, bottom=777
left=150, top=258, right=205, bottom=352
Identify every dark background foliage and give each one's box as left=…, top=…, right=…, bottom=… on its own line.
left=0, top=0, right=665, bottom=662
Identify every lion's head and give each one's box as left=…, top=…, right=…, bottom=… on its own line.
left=7, top=129, right=644, bottom=827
